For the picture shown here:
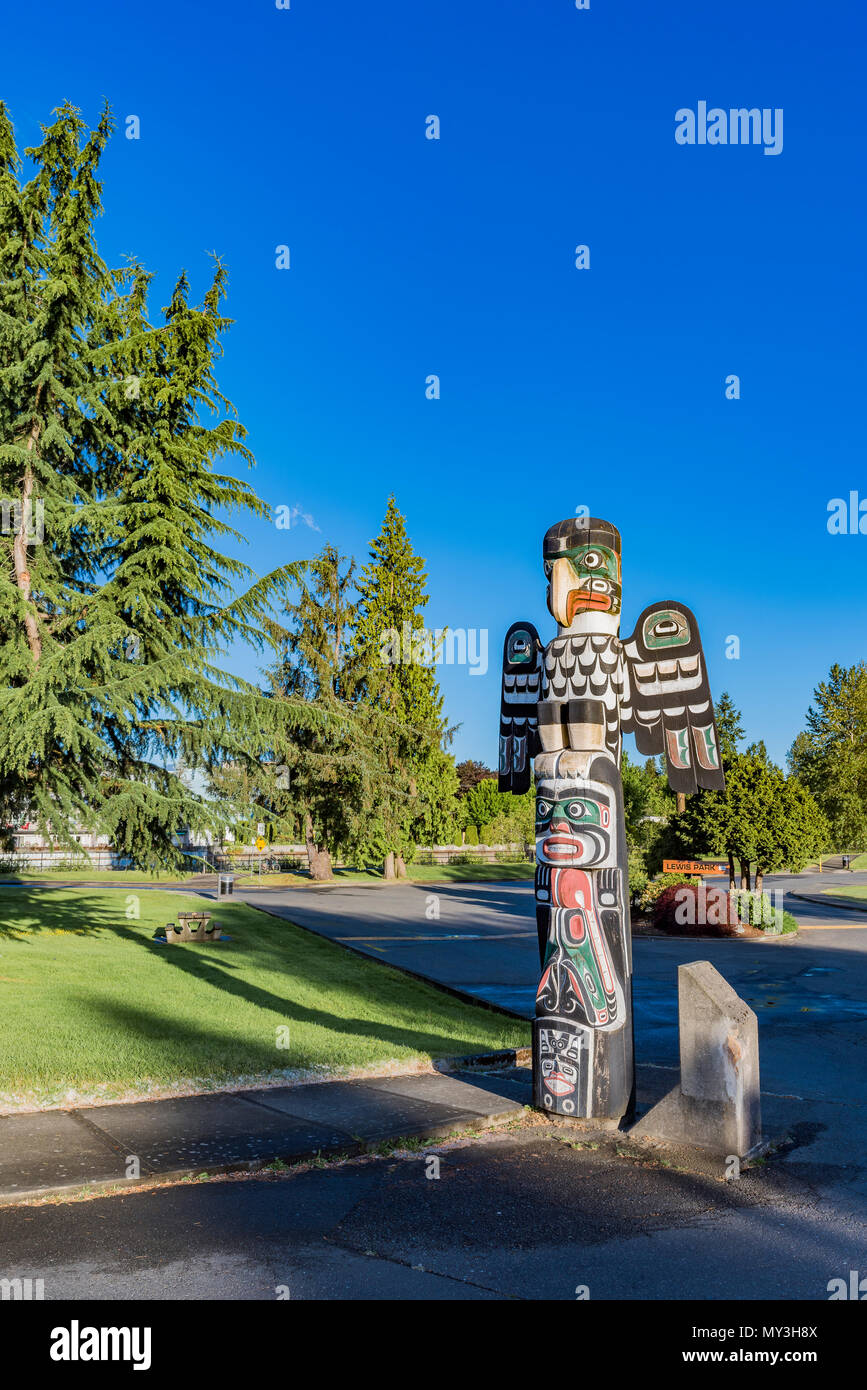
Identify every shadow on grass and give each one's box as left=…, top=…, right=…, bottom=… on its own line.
left=84, top=978, right=499, bottom=1063
left=109, top=921, right=516, bottom=1058
left=0, top=886, right=525, bottom=1062
left=0, top=885, right=133, bottom=938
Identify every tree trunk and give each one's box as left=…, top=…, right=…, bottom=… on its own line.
left=676, top=792, right=686, bottom=814
left=395, top=854, right=408, bottom=878
left=728, top=852, right=736, bottom=892
left=13, top=418, right=43, bottom=666
left=383, top=851, right=396, bottom=881
left=755, top=867, right=764, bottom=895
left=739, top=860, right=751, bottom=892
left=304, top=811, right=333, bottom=881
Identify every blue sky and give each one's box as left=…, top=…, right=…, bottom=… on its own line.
left=5, top=0, right=865, bottom=769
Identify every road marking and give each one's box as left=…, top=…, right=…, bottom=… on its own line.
left=796, top=921, right=867, bottom=930
left=335, top=932, right=536, bottom=943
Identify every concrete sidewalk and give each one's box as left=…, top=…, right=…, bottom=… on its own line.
left=3, top=1063, right=867, bottom=1301
left=0, top=1069, right=528, bottom=1204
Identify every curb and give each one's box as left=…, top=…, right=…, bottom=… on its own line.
left=790, top=892, right=867, bottom=916
left=0, top=1103, right=524, bottom=1208
left=437, top=1046, right=532, bottom=1072
left=241, top=897, right=532, bottom=1022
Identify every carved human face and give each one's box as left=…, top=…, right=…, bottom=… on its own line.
left=539, top=1026, right=584, bottom=1099
left=535, top=786, right=612, bottom=867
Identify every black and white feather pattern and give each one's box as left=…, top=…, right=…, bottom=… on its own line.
left=499, top=621, right=543, bottom=794
left=620, top=601, right=725, bottom=795
left=541, top=634, right=627, bottom=757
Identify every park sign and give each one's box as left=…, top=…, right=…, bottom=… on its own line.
left=664, top=859, right=725, bottom=876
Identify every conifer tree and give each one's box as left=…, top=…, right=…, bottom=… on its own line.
left=789, top=662, right=867, bottom=851
left=353, top=497, right=457, bottom=876
left=0, top=102, right=308, bottom=867
left=266, top=546, right=371, bottom=879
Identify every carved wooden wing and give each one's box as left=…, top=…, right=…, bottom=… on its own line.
left=498, top=621, right=542, bottom=795
left=621, top=601, right=725, bottom=794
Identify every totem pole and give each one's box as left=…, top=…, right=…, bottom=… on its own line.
left=499, top=516, right=725, bottom=1121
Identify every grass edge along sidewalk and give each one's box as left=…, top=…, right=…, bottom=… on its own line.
left=0, top=886, right=529, bottom=1113
left=0, top=1067, right=531, bottom=1205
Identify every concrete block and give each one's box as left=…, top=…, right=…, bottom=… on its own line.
left=630, top=961, right=762, bottom=1159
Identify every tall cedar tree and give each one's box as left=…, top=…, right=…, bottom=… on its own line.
left=353, top=497, right=457, bottom=877
left=266, top=546, right=371, bottom=880
left=0, top=102, right=308, bottom=867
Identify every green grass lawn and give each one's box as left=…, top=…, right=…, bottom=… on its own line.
left=821, top=886, right=867, bottom=901
left=847, top=854, right=867, bottom=872
left=0, top=887, right=528, bottom=1110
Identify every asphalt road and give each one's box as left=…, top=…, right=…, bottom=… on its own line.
left=3, top=1116, right=864, bottom=1302
left=232, top=873, right=867, bottom=1102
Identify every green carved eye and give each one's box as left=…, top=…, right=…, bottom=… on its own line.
left=644, top=610, right=690, bottom=648
left=508, top=629, right=534, bottom=664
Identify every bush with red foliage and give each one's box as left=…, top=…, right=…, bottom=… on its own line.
left=652, top=882, right=761, bottom=938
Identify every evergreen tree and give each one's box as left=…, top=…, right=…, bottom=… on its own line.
left=353, top=496, right=457, bottom=877
left=788, top=663, right=867, bottom=851
left=0, top=102, right=307, bottom=868
left=666, top=694, right=828, bottom=890
left=463, top=777, right=506, bottom=838
left=714, top=691, right=746, bottom=763
left=266, top=545, right=371, bottom=879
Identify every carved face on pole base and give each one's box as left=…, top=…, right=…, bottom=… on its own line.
left=534, top=1018, right=594, bottom=1116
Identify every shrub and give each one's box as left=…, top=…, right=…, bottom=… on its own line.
left=627, top=845, right=649, bottom=903
left=276, top=855, right=303, bottom=873
left=651, top=883, right=800, bottom=936
left=652, top=883, right=741, bottom=935
left=636, top=872, right=697, bottom=914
